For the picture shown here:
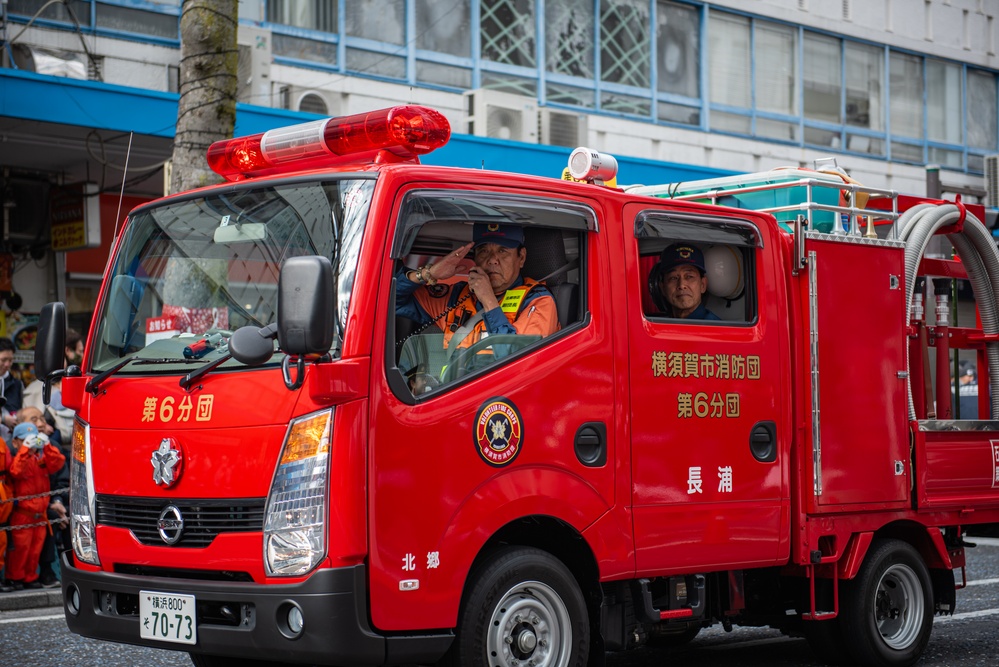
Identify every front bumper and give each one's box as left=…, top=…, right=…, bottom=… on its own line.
left=61, top=553, right=452, bottom=666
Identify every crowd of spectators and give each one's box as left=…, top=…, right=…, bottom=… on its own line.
left=0, top=331, right=80, bottom=592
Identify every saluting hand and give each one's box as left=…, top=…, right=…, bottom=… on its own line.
left=428, top=242, right=473, bottom=282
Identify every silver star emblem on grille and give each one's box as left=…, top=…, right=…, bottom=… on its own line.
left=151, top=438, right=182, bottom=487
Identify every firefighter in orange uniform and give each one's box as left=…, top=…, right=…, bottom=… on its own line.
left=6, top=422, right=65, bottom=589
left=396, top=223, right=559, bottom=367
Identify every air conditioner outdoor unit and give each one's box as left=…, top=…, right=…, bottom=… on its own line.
left=237, top=25, right=272, bottom=106
left=273, top=84, right=340, bottom=117
left=539, top=108, right=588, bottom=148
left=985, top=154, right=999, bottom=208
left=463, top=89, right=538, bottom=143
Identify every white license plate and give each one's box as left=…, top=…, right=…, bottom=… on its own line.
left=139, top=590, right=197, bottom=645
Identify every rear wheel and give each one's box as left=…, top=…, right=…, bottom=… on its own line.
left=841, top=539, right=933, bottom=667
left=449, top=546, right=589, bottom=667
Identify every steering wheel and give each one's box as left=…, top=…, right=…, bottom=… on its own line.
left=441, top=334, right=540, bottom=384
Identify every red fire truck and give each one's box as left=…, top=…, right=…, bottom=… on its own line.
left=35, top=105, right=999, bottom=667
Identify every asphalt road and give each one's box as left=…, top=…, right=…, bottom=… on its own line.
left=2, top=538, right=998, bottom=667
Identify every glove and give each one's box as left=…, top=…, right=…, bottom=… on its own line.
left=24, top=432, right=49, bottom=450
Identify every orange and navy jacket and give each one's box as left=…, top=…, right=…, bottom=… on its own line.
left=10, top=443, right=65, bottom=516
left=396, top=271, right=559, bottom=349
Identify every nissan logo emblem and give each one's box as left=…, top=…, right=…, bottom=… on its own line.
left=157, top=505, right=184, bottom=545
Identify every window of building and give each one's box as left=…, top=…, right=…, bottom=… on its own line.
left=756, top=21, right=797, bottom=118
left=272, top=33, right=338, bottom=66
left=98, top=5, right=175, bottom=39
left=482, top=0, right=536, bottom=68
left=889, top=51, right=924, bottom=162
left=967, top=69, right=998, bottom=152
left=416, top=0, right=470, bottom=56
left=926, top=59, right=964, bottom=168
left=708, top=11, right=751, bottom=133
left=390, top=190, right=591, bottom=399
left=345, top=0, right=403, bottom=44
left=804, top=33, right=842, bottom=127
left=546, top=0, right=595, bottom=80
left=266, top=0, right=337, bottom=33
left=601, top=0, right=651, bottom=94
left=656, top=1, right=699, bottom=99
left=844, top=41, right=885, bottom=156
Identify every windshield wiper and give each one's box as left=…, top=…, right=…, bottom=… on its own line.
left=86, top=357, right=179, bottom=395
left=179, top=353, right=232, bottom=391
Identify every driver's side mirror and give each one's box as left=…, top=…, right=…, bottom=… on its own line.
left=278, top=256, right=335, bottom=356
left=35, top=302, right=68, bottom=404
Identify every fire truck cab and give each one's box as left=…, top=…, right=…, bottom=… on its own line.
left=36, top=106, right=999, bottom=667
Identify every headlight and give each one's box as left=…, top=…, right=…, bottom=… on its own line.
left=264, top=409, right=331, bottom=576
left=70, top=419, right=99, bottom=565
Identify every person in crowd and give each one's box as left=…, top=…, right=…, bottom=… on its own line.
left=953, top=360, right=979, bottom=419
left=24, top=327, right=81, bottom=443
left=396, top=222, right=559, bottom=362
left=0, top=337, right=24, bottom=440
left=653, top=243, right=720, bottom=320
left=18, top=406, right=66, bottom=588
left=0, top=427, right=13, bottom=592
left=6, top=421, right=64, bottom=590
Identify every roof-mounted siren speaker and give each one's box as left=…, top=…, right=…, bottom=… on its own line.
left=985, top=154, right=999, bottom=209
left=539, top=108, right=588, bottom=148
left=462, top=89, right=538, bottom=143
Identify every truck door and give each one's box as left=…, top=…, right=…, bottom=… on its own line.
left=626, top=207, right=790, bottom=573
left=367, top=186, right=618, bottom=631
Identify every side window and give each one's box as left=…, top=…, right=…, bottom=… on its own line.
left=389, top=191, right=592, bottom=399
left=636, top=212, right=759, bottom=324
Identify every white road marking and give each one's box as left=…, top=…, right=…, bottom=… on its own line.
left=0, top=613, right=64, bottom=624
left=936, top=607, right=999, bottom=622
left=965, top=577, right=999, bottom=587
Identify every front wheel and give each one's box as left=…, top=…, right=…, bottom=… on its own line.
left=841, top=539, right=934, bottom=667
left=448, top=546, right=589, bottom=667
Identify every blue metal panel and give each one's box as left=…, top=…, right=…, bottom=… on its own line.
left=0, top=68, right=731, bottom=186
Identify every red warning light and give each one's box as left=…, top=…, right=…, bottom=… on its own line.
left=206, top=105, right=451, bottom=181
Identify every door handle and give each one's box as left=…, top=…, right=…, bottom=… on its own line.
left=575, top=422, right=606, bottom=467
left=750, top=421, right=777, bottom=463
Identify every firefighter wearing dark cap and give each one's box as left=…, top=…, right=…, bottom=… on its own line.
left=655, top=243, right=721, bottom=320
left=397, top=223, right=560, bottom=353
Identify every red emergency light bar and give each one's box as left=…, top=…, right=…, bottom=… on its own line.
left=206, top=105, right=451, bottom=181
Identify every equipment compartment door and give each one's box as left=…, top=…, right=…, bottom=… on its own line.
left=806, top=235, right=909, bottom=507
left=627, top=206, right=790, bottom=574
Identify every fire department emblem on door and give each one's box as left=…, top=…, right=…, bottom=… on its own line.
left=151, top=438, right=183, bottom=488
left=474, top=397, right=523, bottom=466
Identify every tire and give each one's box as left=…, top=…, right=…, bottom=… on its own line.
left=449, top=546, right=589, bottom=667
left=841, top=539, right=934, bottom=667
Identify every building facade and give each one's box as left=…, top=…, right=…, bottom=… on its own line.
left=1, top=0, right=997, bottom=340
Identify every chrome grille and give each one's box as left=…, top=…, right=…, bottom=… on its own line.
left=96, top=495, right=266, bottom=548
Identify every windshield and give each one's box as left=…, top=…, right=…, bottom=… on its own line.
left=90, top=178, right=373, bottom=373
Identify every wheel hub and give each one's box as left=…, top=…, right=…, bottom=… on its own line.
left=514, top=623, right=538, bottom=655
left=486, top=581, right=571, bottom=667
